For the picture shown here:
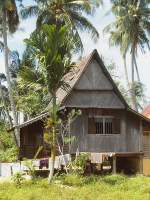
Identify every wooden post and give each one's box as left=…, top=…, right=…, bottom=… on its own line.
left=139, top=154, right=143, bottom=174
left=112, top=155, right=116, bottom=174
left=139, top=120, right=143, bottom=152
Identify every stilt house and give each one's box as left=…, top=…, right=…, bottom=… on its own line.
left=10, top=50, right=150, bottom=175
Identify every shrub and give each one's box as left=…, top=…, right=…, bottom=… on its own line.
left=0, top=121, right=18, bottom=162
left=11, top=172, right=25, bottom=186
left=22, top=159, right=36, bottom=180
left=68, top=153, right=89, bottom=174
left=61, top=173, right=85, bottom=186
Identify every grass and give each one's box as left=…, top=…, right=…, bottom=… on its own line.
left=0, top=174, right=150, bottom=200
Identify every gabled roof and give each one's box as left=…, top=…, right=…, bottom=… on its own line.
left=57, top=49, right=128, bottom=107
left=56, top=51, right=93, bottom=104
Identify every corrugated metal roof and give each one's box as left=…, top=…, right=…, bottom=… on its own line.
left=142, top=105, right=150, bottom=119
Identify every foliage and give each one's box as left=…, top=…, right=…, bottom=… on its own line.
left=11, top=171, right=25, bottom=186
left=15, top=49, right=50, bottom=117
left=0, top=73, right=11, bottom=123
left=0, top=121, right=18, bottom=162
left=104, top=0, right=150, bottom=110
left=24, top=24, right=76, bottom=94
left=24, top=24, right=77, bottom=182
left=20, top=0, right=102, bottom=52
left=22, top=160, right=36, bottom=180
left=0, top=0, right=21, bottom=34
left=60, top=173, right=86, bottom=186
left=68, top=153, right=89, bottom=174
left=0, top=175, right=150, bottom=199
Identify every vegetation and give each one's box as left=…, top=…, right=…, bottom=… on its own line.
left=0, top=0, right=22, bottom=146
left=0, top=121, right=18, bottom=162
left=0, top=0, right=149, bottom=187
left=67, top=153, right=89, bottom=174
left=20, top=0, right=102, bottom=52
left=0, top=175, right=150, bottom=199
left=11, top=171, right=25, bottom=186
left=104, top=0, right=150, bottom=111
left=24, top=24, right=77, bottom=182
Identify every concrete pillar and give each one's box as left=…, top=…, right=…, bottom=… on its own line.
left=112, top=156, right=117, bottom=174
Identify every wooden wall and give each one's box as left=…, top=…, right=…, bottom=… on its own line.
left=63, top=59, right=125, bottom=109
left=70, top=109, right=141, bottom=154
left=20, top=120, right=49, bottom=159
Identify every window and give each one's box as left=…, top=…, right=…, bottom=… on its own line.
left=88, top=116, right=120, bottom=134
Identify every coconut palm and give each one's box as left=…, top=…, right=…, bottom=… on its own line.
left=21, top=0, right=102, bottom=52
left=0, top=0, right=22, bottom=146
left=104, top=0, right=150, bottom=111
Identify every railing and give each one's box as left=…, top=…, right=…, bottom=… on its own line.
left=20, top=145, right=50, bottom=159
left=20, top=144, right=69, bottom=159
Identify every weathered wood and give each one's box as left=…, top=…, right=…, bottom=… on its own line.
left=143, top=132, right=150, bottom=158
left=126, top=112, right=140, bottom=152
left=139, top=120, right=143, bottom=152
left=112, top=156, right=116, bottom=174
left=75, top=60, right=113, bottom=90
left=63, top=90, right=125, bottom=109
left=70, top=109, right=141, bottom=154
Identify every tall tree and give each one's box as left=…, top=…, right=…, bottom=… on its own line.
left=21, top=0, right=102, bottom=52
left=0, top=73, right=12, bottom=125
left=104, top=0, right=150, bottom=111
left=25, top=24, right=76, bottom=182
left=0, top=0, right=22, bottom=146
left=16, top=50, right=49, bottom=118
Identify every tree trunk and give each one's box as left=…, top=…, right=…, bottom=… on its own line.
left=122, top=54, right=134, bottom=102
left=0, top=83, right=13, bottom=127
left=131, top=50, right=138, bottom=111
left=48, top=95, right=57, bottom=183
left=0, top=85, right=17, bottom=144
left=133, top=54, right=144, bottom=109
left=123, top=54, right=130, bottom=89
left=2, top=10, right=19, bottom=146
left=133, top=54, right=140, bottom=83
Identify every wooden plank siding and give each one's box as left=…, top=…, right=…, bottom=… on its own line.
left=143, top=132, right=150, bottom=158
left=75, top=59, right=113, bottom=90
left=70, top=109, right=141, bottom=154
left=63, top=90, right=125, bottom=109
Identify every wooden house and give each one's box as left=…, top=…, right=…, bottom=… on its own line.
left=10, top=50, right=150, bottom=175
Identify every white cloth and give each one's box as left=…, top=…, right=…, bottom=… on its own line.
left=90, top=153, right=103, bottom=164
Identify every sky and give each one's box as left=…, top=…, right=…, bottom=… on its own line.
left=0, top=0, right=150, bottom=102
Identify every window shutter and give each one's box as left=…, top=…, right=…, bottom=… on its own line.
left=113, top=118, right=120, bottom=134
left=88, top=118, right=96, bottom=134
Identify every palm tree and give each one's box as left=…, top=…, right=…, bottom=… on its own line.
left=21, top=0, right=102, bottom=51
left=105, top=0, right=150, bottom=111
left=104, top=24, right=131, bottom=95
left=0, top=0, right=21, bottom=146
left=25, top=24, right=76, bottom=182
left=16, top=51, right=49, bottom=118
